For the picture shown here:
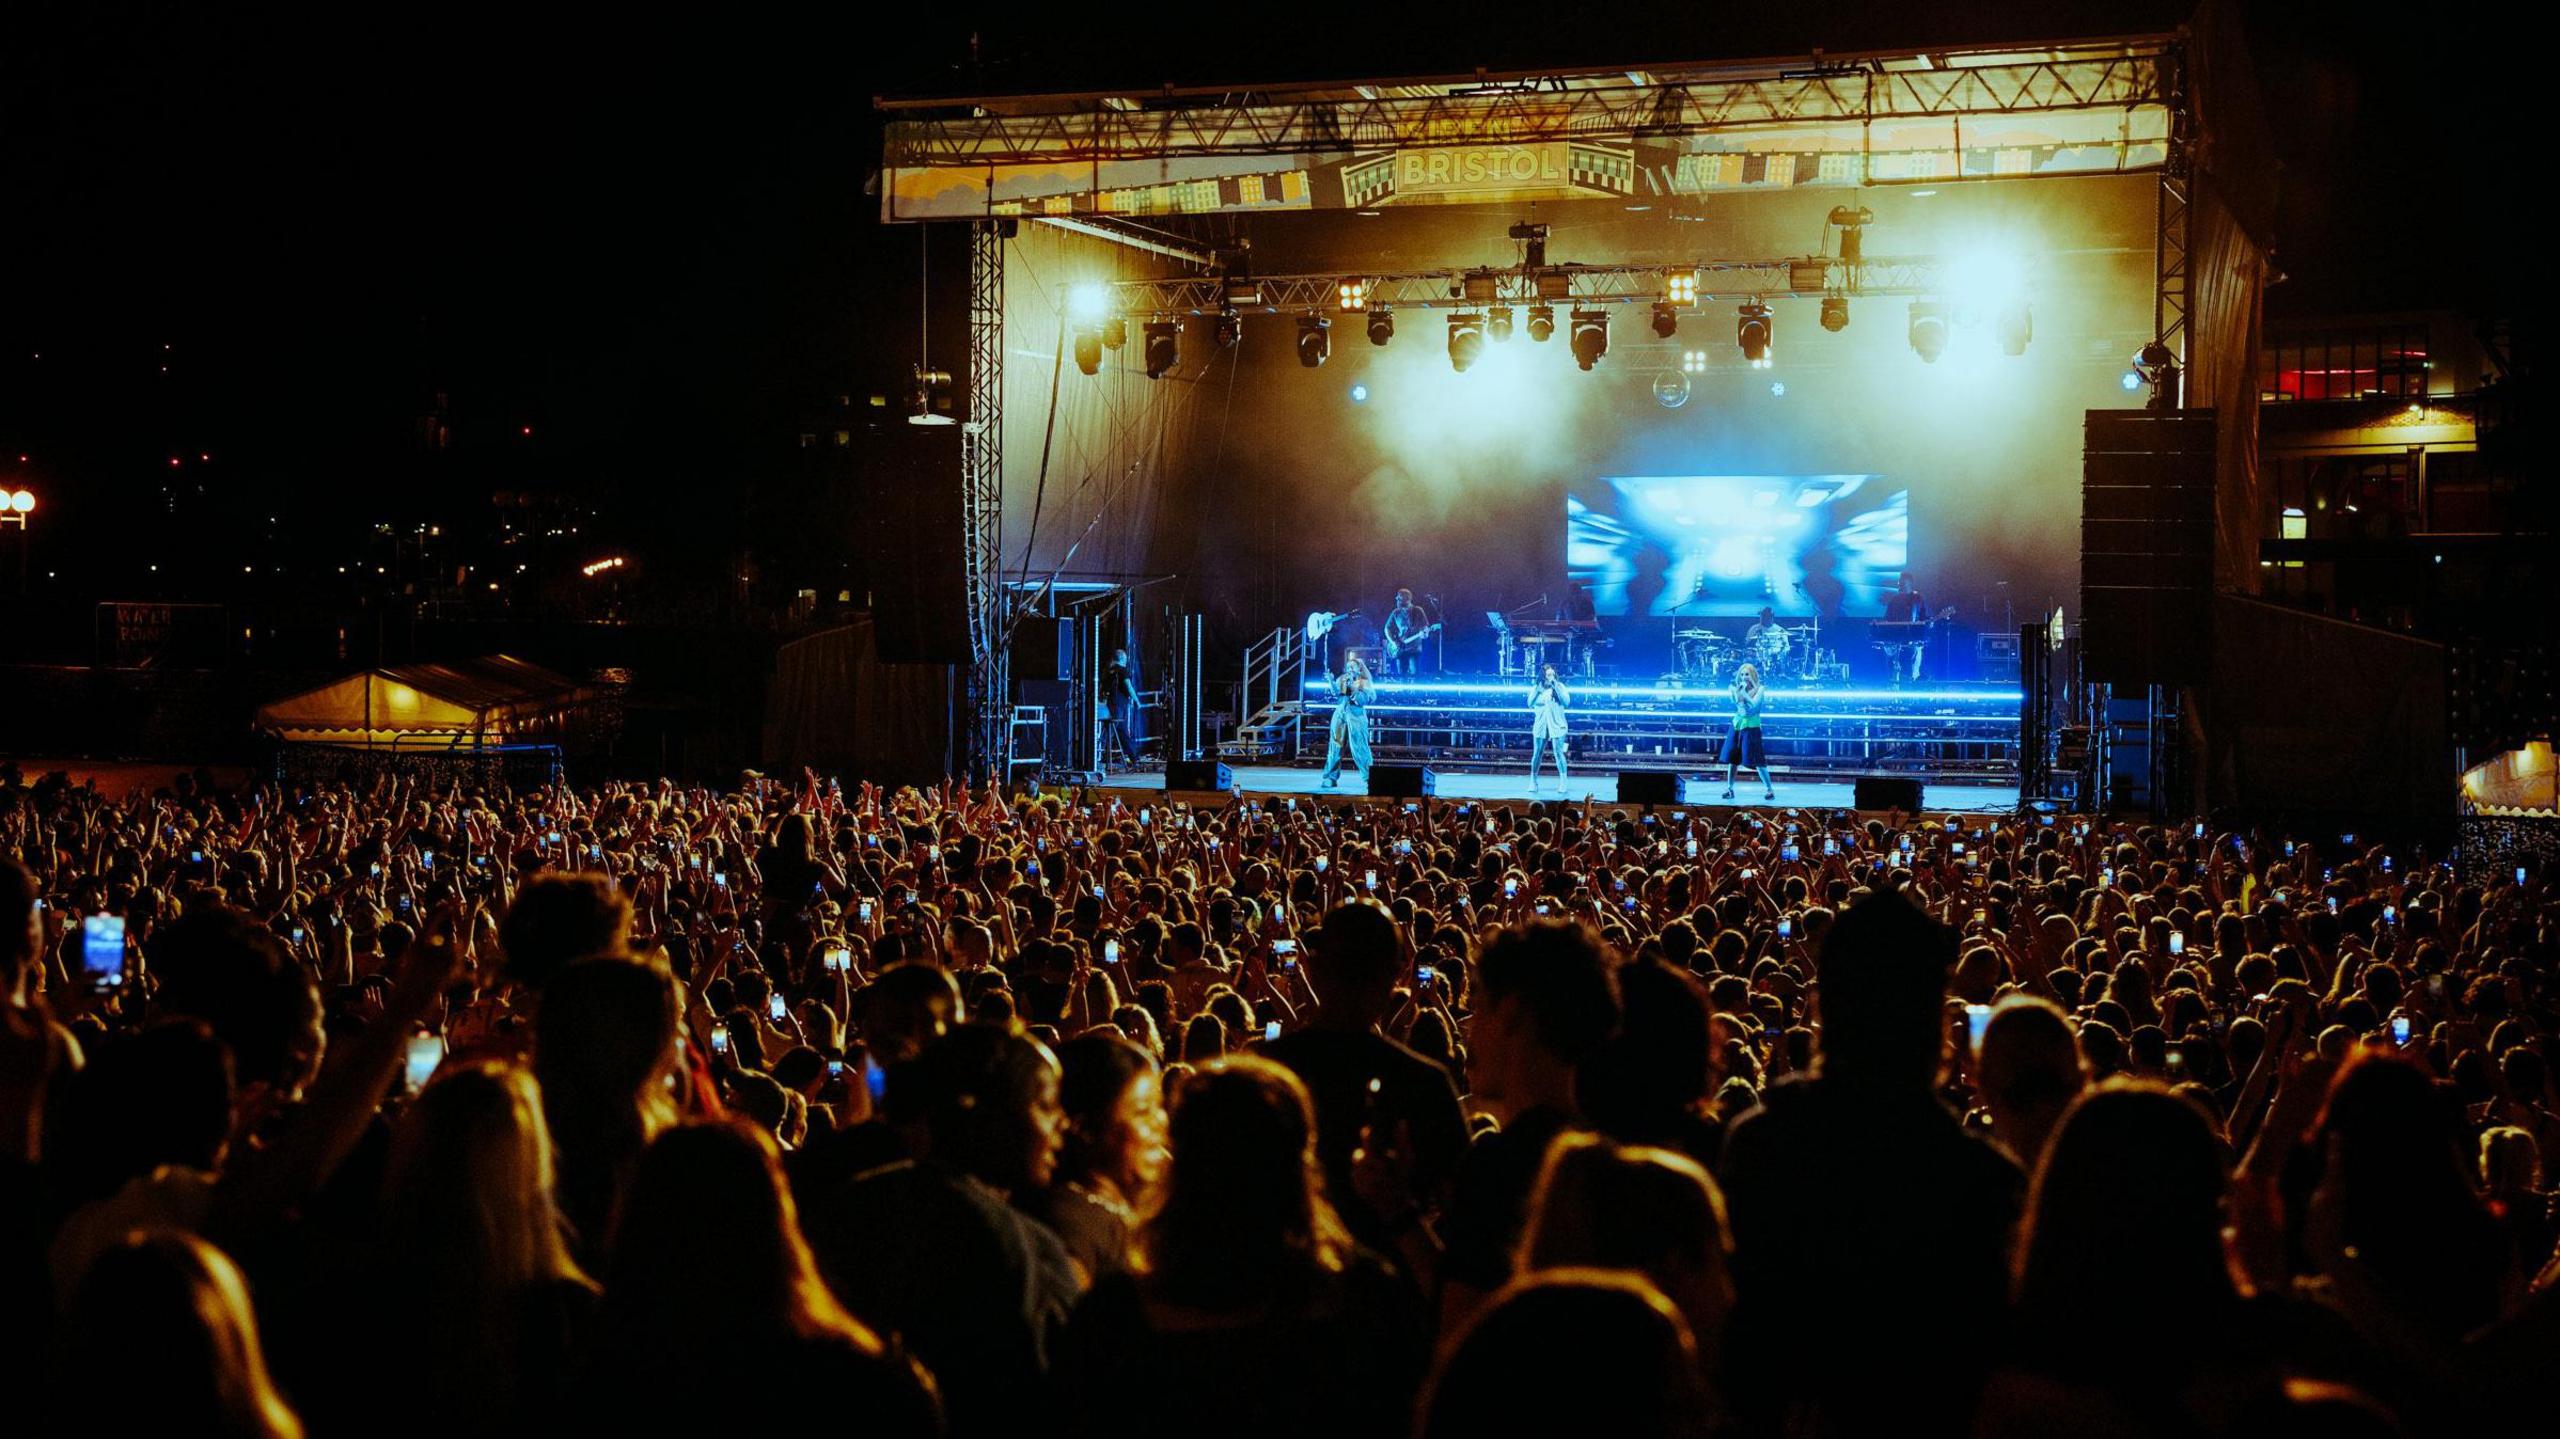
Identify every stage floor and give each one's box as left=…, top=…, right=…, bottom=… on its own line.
left=1096, top=764, right=2021, bottom=814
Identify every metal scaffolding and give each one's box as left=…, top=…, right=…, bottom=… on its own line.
left=962, top=219, right=1009, bottom=780
left=880, top=45, right=2174, bottom=167
left=1098, top=255, right=1944, bottom=318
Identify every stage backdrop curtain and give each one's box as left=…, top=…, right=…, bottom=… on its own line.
left=2206, top=595, right=2450, bottom=835
left=2187, top=0, right=2277, bottom=596
left=763, top=619, right=953, bottom=785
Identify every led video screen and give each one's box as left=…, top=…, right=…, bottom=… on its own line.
left=1566, top=475, right=1908, bottom=618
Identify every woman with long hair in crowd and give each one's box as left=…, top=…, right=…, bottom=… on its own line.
left=1056, top=1055, right=1426, bottom=1437
left=49, top=1230, right=305, bottom=1439
left=573, top=1119, right=940, bottom=1433
left=1032, top=1031, right=1165, bottom=1282
left=319, top=1062, right=595, bottom=1436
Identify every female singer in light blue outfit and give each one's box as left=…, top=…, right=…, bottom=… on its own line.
left=1319, top=656, right=1375, bottom=789
left=1528, top=663, right=1570, bottom=790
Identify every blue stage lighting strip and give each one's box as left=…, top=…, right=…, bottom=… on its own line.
left=1304, top=679, right=2022, bottom=704
left=1307, top=704, right=2017, bottom=723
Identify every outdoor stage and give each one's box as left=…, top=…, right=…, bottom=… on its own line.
left=1097, top=762, right=2021, bottom=815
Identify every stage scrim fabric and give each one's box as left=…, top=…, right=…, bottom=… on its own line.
left=2207, top=596, right=2449, bottom=832
left=763, top=619, right=954, bottom=785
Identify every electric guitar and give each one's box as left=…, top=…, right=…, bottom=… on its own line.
left=1383, top=621, right=1443, bottom=660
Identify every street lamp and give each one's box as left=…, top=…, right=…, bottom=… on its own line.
left=2, top=488, right=33, bottom=594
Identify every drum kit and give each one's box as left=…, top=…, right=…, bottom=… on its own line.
left=1673, top=619, right=1843, bottom=684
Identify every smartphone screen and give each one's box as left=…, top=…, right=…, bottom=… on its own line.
left=2391, top=1015, right=2412, bottom=1044
left=1778, top=917, right=1793, bottom=938
left=1364, top=869, right=1377, bottom=892
left=859, top=899, right=875, bottom=922
left=1966, top=1003, right=1993, bottom=1054
left=1103, top=940, right=1122, bottom=964
left=710, top=1028, right=730, bottom=1055
left=826, top=947, right=851, bottom=971
left=863, top=1054, right=889, bottom=1103
left=1504, top=878, right=1519, bottom=898
left=1416, top=966, right=1436, bottom=986
left=769, top=993, right=787, bottom=1021
left=1263, top=1020, right=1281, bottom=1042
left=404, top=1034, right=442, bottom=1091
left=1271, top=939, right=1296, bottom=957
left=81, top=914, right=127, bottom=991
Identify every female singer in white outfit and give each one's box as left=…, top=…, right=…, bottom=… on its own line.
left=1528, top=663, right=1570, bottom=790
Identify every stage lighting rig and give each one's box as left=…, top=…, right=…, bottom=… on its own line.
left=1827, top=205, right=1873, bottom=266
left=1664, top=271, right=1699, bottom=305
left=1073, top=329, right=1103, bottom=376
left=1337, top=279, right=1368, bottom=311
left=1366, top=308, right=1394, bottom=346
left=1820, top=295, right=1849, bottom=332
left=1737, top=302, right=1773, bottom=369
left=1651, top=303, right=1678, bottom=339
left=1995, top=302, right=2032, bottom=356
left=1569, top=309, right=1610, bottom=370
left=1211, top=308, right=1242, bottom=349
left=1447, top=312, right=1487, bottom=372
left=1526, top=304, right=1557, bottom=342
left=1143, top=320, right=1181, bottom=379
left=1907, top=302, right=1949, bottom=363
left=1295, top=314, right=1331, bottom=368
left=2132, top=340, right=2180, bottom=411
left=1488, top=305, right=1515, bottom=342
left=1508, top=221, right=1550, bottom=270
left=1101, top=315, right=1126, bottom=350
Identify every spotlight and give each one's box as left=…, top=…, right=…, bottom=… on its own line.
left=1907, top=302, right=1949, bottom=363
left=1681, top=350, right=1706, bottom=374
left=1337, top=279, right=1368, bottom=311
left=1295, top=314, right=1331, bottom=368
left=1664, top=271, right=1699, bottom=305
left=1653, top=372, right=1691, bottom=409
left=1143, top=320, right=1181, bottom=379
left=1073, top=328, right=1103, bottom=376
left=2132, top=340, right=2180, bottom=410
left=1526, top=304, right=1557, bottom=342
left=1366, top=308, right=1394, bottom=346
left=1651, top=303, right=1678, bottom=339
left=1066, top=282, right=1111, bottom=324
left=1820, top=295, right=1849, bottom=332
left=1100, top=315, right=1126, bottom=350
left=2120, top=370, right=2144, bottom=392
left=1736, top=302, right=1773, bottom=368
left=1212, top=309, right=1241, bottom=348
left=1447, top=312, right=1487, bottom=372
left=1488, top=305, right=1515, bottom=343
left=1995, top=302, right=2032, bottom=356
left=1769, top=381, right=1786, bottom=398
left=1349, top=383, right=1369, bottom=403
left=1569, top=309, right=1610, bottom=370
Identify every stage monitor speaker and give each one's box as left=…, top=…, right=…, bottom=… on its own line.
left=1854, top=775, right=1926, bottom=812
left=1617, top=772, right=1683, bottom=806
left=1367, top=764, right=1438, bottom=799
left=1163, top=759, right=1233, bottom=793
left=865, top=423, right=970, bottom=664
left=1010, top=616, right=1069, bottom=682
left=1016, top=679, right=1073, bottom=766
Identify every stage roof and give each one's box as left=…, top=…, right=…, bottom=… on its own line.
left=877, top=30, right=2185, bottom=223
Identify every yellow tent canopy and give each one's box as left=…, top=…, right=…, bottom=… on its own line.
left=255, top=655, right=590, bottom=749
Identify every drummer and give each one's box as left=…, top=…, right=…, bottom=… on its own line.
left=1744, top=606, right=1791, bottom=665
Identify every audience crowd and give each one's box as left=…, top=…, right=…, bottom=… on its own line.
left=3, top=763, right=2555, bottom=1436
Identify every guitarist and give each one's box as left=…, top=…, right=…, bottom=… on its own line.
left=1382, top=588, right=1437, bottom=677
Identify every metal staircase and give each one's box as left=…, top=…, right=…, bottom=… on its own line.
left=1218, top=625, right=1310, bottom=762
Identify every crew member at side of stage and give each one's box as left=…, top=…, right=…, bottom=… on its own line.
left=1527, top=663, right=1571, bottom=790
left=1721, top=662, right=1777, bottom=803
left=1319, top=655, right=1376, bottom=790
left=1382, top=588, right=1430, bottom=677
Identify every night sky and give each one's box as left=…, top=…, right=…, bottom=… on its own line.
left=0, top=5, right=2519, bottom=602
